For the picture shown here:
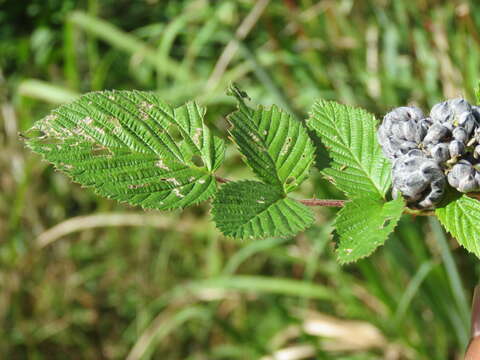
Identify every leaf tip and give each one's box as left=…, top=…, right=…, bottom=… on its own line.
left=227, top=83, right=250, bottom=101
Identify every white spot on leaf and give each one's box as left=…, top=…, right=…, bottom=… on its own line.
left=192, top=127, right=203, bottom=146
left=155, top=160, right=169, bottom=170
left=173, top=188, right=184, bottom=198
left=140, top=101, right=154, bottom=110
left=128, top=183, right=149, bottom=189
left=45, top=114, right=58, bottom=122
left=250, top=132, right=260, bottom=143
left=257, top=196, right=266, bottom=204
left=140, top=111, right=149, bottom=120
left=83, top=117, right=94, bottom=125
left=280, top=143, right=290, bottom=156
left=165, top=178, right=181, bottom=186
left=94, top=127, right=105, bottom=135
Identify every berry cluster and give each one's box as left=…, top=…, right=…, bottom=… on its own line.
left=378, top=99, right=480, bottom=209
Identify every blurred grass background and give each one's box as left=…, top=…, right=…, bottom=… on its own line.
left=2, top=0, right=480, bottom=359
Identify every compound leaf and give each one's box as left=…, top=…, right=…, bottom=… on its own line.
left=436, top=195, right=480, bottom=258
left=307, top=100, right=391, bottom=199
left=212, top=181, right=314, bottom=239
left=25, top=90, right=225, bottom=210
left=334, top=196, right=404, bottom=264
left=227, top=86, right=315, bottom=193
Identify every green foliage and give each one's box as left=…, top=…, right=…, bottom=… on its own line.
left=436, top=195, right=480, bottom=257
left=8, top=1, right=480, bottom=358
left=227, top=85, right=315, bottom=193
left=25, top=84, right=480, bottom=267
left=334, top=197, right=404, bottom=264
left=25, top=90, right=225, bottom=210
left=212, top=181, right=314, bottom=239
left=307, top=100, right=391, bottom=199
left=25, top=86, right=408, bottom=254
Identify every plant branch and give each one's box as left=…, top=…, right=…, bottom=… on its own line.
left=215, top=176, right=230, bottom=184
left=299, top=199, right=345, bottom=207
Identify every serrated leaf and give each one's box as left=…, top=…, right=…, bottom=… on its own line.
left=334, top=196, right=404, bottom=264
left=212, top=181, right=314, bottom=239
left=25, top=90, right=225, bottom=210
left=436, top=195, right=480, bottom=258
left=307, top=100, right=391, bottom=199
left=227, top=86, right=315, bottom=193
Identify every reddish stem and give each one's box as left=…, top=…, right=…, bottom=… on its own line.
left=299, top=199, right=345, bottom=207
left=215, top=176, right=230, bottom=184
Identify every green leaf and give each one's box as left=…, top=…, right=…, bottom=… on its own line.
left=227, top=85, right=315, bottom=193
left=25, top=90, right=225, bottom=210
left=212, top=181, right=314, bottom=239
left=334, top=196, right=404, bottom=264
left=307, top=100, right=391, bottom=199
left=436, top=195, right=480, bottom=258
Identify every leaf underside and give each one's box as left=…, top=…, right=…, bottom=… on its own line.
left=334, top=196, right=404, bottom=264
left=307, top=100, right=391, bottom=199
left=227, top=86, right=315, bottom=193
left=25, top=90, right=225, bottom=210
left=212, top=181, right=314, bottom=240
left=436, top=195, right=480, bottom=257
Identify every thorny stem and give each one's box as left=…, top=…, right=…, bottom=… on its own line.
left=214, top=175, right=437, bottom=215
